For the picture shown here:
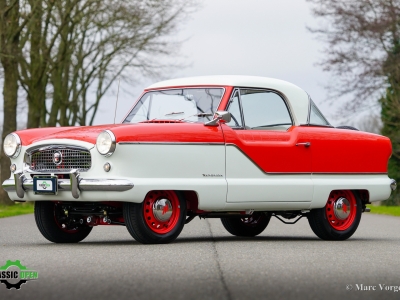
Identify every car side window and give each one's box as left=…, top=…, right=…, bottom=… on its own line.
left=226, top=91, right=243, bottom=128
left=240, top=89, right=292, bottom=130
left=309, top=100, right=330, bottom=126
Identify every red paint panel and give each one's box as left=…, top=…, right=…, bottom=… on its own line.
left=112, top=123, right=224, bottom=143
left=221, top=125, right=312, bottom=173
left=16, top=124, right=129, bottom=145
left=307, top=127, right=391, bottom=173
left=222, top=125, right=391, bottom=173
left=16, top=123, right=225, bottom=146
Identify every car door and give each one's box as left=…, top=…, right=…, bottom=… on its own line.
left=222, top=88, right=313, bottom=203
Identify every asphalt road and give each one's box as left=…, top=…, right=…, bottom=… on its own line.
left=0, top=212, right=399, bottom=300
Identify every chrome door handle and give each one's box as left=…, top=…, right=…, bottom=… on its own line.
left=296, top=142, right=311, bottom=147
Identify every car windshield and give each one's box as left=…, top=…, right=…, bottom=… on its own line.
left=123, top=88, right=224, bottom=124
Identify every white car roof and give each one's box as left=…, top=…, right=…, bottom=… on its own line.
left=146, top=75, right=310, bottom=125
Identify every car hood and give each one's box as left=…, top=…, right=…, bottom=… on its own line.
left=15, top=122, right=224, bottom=146
left=15, top=124, right=128, bottom=146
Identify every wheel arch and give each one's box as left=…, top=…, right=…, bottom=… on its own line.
left=176, top=190, right=204, bottom=214
left=352, top=189, right=370, bottom=204
left=139, top=190, right=203, bottom=214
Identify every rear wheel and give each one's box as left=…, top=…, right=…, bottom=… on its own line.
left=34, top=201, right=92, bottom=243
left=123, top=190, right=186, bottom=244
left=221, top=212, right=271, bottom=237
left=308, top=190, right=362, bottom=240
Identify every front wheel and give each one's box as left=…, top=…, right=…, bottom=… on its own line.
left=123, top=190, right=186, bottom=244
left=308, top=190, right=362, bottom=240
left=34, top=201, right=92, bottom=243
left=221, top=212, right=271, bottom=237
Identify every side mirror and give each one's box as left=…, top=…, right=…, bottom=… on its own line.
left=204, top=111, right=231, bottom=126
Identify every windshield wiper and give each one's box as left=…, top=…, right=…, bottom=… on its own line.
left=165, top=111, right=184, bottom=116
left=179, top=113, right=213, bottom=122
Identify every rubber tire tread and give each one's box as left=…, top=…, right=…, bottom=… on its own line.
left=221, top=213, right=271, bottom=237
left=336, top=126, right=359, bottom=131
left=123, top=192, right=186, bottom=244
left=307, top=191, right=362, bottom=240
left=34, top=201, right=92, bottom=243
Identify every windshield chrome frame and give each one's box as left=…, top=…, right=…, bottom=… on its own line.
left=122, top=87, right=226, bottom=124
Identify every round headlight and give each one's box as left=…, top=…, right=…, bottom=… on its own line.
left=96, top=130, right=116, bottom=156
left=3, top=133, right=21, bottom=158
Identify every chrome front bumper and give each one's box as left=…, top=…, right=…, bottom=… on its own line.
left=390, top=178, right=397, bottom=191
left=2, top=169, right=134, bottom=199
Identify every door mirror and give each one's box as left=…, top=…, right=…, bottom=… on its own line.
left=204, top=111, right=232, bottom=126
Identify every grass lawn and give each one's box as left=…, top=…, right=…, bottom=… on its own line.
left=366, top=205, right=400, bottom=217
left=0, top=202, right=34, bottom=218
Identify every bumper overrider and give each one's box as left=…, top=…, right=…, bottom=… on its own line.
left=2, top=169, right=134, bottom=199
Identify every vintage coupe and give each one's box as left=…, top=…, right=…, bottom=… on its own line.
left=2, top=76, right=396, bottom=244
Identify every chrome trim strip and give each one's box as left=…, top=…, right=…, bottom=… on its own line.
left=25, top=144, right=90, bottom=156
left=312, top=172, right=388, bottom=175
left=306, top=94, right=311, bottom=125
left=78, top=179, right=134, bottom=191
left=2, top=177, right=134, bottom=195
left=2, top=179, right=16, bottom=192
left=118, top=142, right=224, bottom=145
left=299, top=124, right=334, bottom=128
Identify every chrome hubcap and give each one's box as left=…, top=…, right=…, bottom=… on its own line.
left=152, top=198, right=173, bottom=222
left=333, top=197, right=351, bottom=220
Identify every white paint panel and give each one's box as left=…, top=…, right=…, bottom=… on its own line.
left=9, top=143, right=229, bottom=210
left=7, top=140, right=393, bottom=213
left=311, top=174, right=392, bottom=208
left=225, top=146, right=314, bottom=203
left=112, top=144, right=228, bottom=210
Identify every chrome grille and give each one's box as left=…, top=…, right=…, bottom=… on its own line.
left=28, top=146, right=91, bottom=172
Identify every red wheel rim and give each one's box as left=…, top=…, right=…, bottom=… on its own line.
left=143, top=191, right=181, bottom=234
left=325, top=190, right=357, bottom=231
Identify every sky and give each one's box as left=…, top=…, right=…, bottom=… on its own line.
left=0, top=0, right=353, bottom=129
left=93, top=0, right=342, bottom=126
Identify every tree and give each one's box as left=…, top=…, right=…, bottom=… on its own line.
left=0, top=0, right=196, bottom=205
left=357, top=113, right=382, bottom=134
left=308, top=0, right=400, bottom=205
left=0, top=0, right=23, bottom=205
left=17, top=0, right=195, bottom=127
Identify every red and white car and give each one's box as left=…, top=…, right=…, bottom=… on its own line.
left=2, top=76, right=396, bottom=244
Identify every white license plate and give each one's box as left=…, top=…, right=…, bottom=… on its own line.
left=33, top=176, right=58, bottom=195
